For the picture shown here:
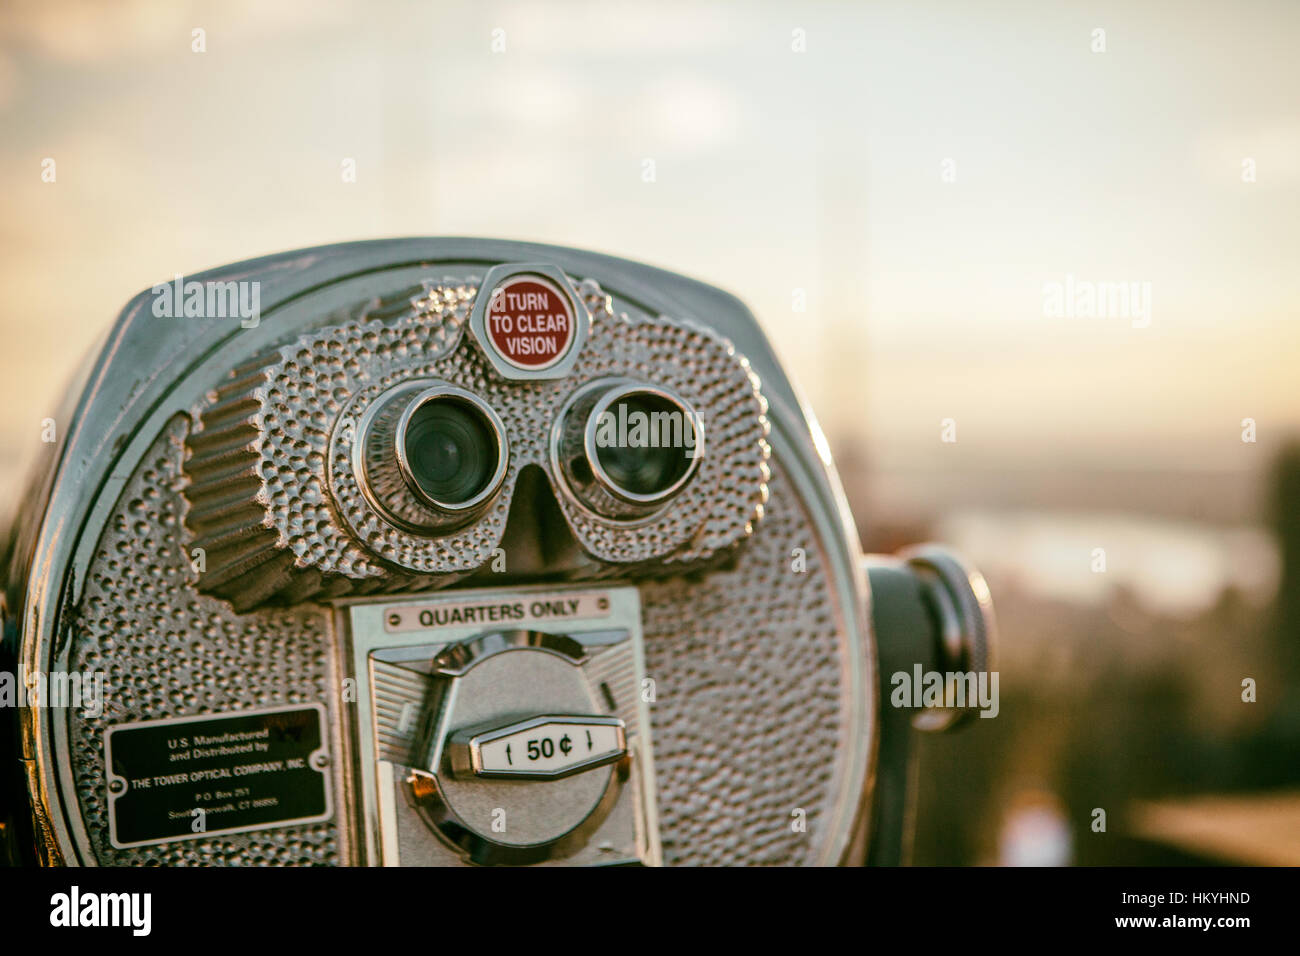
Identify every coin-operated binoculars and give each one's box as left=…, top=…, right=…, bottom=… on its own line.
left=0, top=239, right=994, bottom=866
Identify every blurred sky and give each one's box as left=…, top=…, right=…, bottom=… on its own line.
left=2, top=0, right=1297, bottom=504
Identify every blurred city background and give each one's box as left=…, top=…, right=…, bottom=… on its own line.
left=2, top=0, right=1297, bottom=863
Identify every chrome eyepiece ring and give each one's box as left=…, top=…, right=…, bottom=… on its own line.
left=552, top=378, right=704, bottom=521
left=356, top=381, right=509, bottom=533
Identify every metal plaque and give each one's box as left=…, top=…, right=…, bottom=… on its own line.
left=105, top=704, right=332, bottom=849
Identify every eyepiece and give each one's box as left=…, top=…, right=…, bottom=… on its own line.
left=357, top=382, right=508, bottom=532
left=399, top=394, right=502, bottom=510
left=554, top=380, right=703, bottom=520
left=588, top=388, right=700, bottom=502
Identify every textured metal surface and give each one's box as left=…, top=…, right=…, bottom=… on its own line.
left=183, top=275, right=771, bottom=611
left=641, top=463, right=848, bottom=866
left=66, top=415, right=847, bottom=865
left=67, top=417, right=341, bottom=865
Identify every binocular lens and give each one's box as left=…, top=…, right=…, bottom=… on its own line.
left=593, top=393, right=698, bottom=499
left=356, top=382, right=509, bottom=532
left=402, top=397, right=501, bottom=507
left=553, top=381, right=704, bottom=519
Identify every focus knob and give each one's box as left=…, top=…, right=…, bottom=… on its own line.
left=866, top=544, right=998, bottom=733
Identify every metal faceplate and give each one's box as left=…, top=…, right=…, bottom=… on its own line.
left=180, top=270, right=769, bottom=610
left=346, top=585, right=659, bottom=866
left=14, top=239, right=875, bottom=866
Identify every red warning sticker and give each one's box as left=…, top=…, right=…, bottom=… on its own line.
left=484, top=275, right=577, bottom=370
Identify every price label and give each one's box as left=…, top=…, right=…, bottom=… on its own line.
left=454, top=715, right=626, bottom=780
